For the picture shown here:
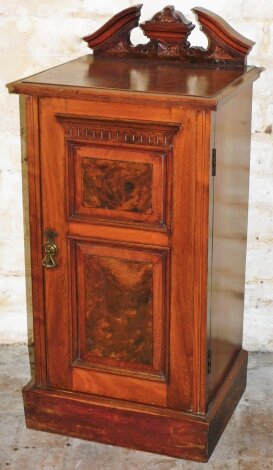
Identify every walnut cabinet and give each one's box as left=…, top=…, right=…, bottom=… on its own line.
left=7, top=5, right=262, bottom=462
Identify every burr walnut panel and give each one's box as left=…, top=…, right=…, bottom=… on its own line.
left=72, top=240, right=169, bottom=380
left=68, top=144, right=169, bottom=227
left=82, top=157, right=153, bottom=214
left=84, top=255, right=153, bottom=364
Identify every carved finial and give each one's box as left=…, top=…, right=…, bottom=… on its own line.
left=140, top=5, right=194, bottom=49
left=83, top=4, right=255, bottom=69
left=149, top=5, right=188, bottom=23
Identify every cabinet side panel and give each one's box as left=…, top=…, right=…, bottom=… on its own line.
left=208, top=85, right=253, bottom=401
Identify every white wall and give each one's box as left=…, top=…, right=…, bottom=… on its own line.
left=0, top=0, right=272, bottom=349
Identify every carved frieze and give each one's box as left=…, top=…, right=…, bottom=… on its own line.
left=56, top=115, right=180, bottom=149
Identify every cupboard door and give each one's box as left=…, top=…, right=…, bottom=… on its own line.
left=39, top=98, right=194, bottom=410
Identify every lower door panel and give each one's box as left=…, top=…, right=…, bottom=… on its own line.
left=69, top=238, right=170, bottom=406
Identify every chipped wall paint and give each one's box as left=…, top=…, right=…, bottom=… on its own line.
left=0, top=1, right=272, bottom=349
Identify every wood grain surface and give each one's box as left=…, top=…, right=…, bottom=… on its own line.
left=82, top=157, right=153, bottom=214
left=83, top=254, right=153, bottom=365
left=69, top=143, right=169, bottom=227
left=73, top=240, right=168, bottom=382
left=207, top=84, right=254, bottom=404
left=21, top=56, right=257, bottom=97
left=7, top=56, right=262, bottom=112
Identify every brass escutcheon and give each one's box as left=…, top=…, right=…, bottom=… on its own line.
left=42, top=230, right=58, bottom=268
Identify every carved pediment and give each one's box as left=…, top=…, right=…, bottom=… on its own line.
left=83, top=4, right=255, bottom=69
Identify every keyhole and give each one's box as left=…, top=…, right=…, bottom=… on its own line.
left=125, top=181, right=134, bottom=192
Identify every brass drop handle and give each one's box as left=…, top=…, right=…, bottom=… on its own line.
left=42, top=230, right=58, bottom=268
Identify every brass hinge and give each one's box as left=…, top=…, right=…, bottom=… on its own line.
left=207, top=350, right=212, bottom=374
left=212, top=148, right=217, bottom=177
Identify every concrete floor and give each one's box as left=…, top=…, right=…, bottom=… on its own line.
left=0, top=346, right=272, bottom=470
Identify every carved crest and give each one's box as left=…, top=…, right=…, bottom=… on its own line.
left=141, top=5, right=195, bottom=49
left=83, top=4, right=255, bottom=68
left=149, top=5, right=188, bottom=23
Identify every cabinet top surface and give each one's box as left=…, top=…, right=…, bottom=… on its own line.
left=11, top=55, right=260, bottom=102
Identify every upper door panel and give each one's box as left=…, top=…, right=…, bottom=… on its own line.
left=57, top=114, right=180, bottom=230
left=69, top=145, right=165, bottom=224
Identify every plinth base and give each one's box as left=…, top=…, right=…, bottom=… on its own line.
left=23, top=350, right=247, bottom=462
